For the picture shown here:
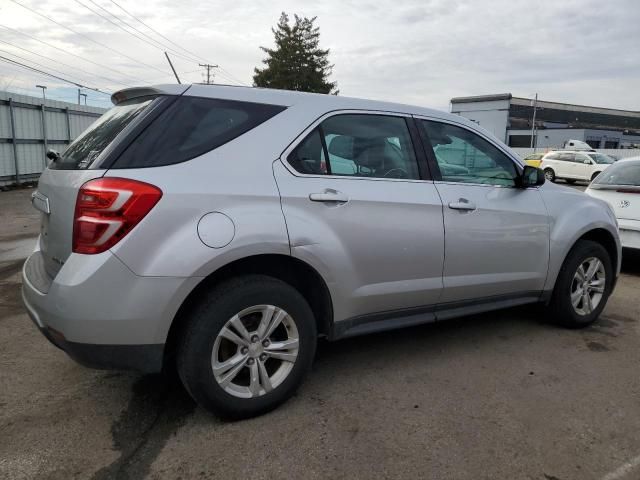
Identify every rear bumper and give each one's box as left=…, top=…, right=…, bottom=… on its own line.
left=21, top=245, right=200, bottom=373
left=34, top=323, right=164, bottom=372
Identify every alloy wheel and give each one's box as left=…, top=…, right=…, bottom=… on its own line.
left=570, top=257, right=606, bottom=316
left=211, top=305, right=299, bottom=398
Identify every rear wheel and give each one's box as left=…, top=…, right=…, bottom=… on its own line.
left=544, top=168, right=556, bottom=182
left=547, top=240, right=613, bottom=328
left=591, top=172, right=601, bottom=182
left=177, top=275, right=317, bottom=419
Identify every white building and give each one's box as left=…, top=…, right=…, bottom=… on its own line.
left=450, top=94, right=640, bottom=150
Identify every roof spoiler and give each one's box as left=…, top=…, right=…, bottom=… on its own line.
left=111, top=85, right=191, bottom=105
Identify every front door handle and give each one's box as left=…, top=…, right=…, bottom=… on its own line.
left=448, top=198, right=476, bottom=211
left=309, top=190, right=349, bottom=203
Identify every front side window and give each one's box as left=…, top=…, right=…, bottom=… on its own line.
left=421, top=121, right=518, bottom=186
left=287, top=114, right=420, bottom=180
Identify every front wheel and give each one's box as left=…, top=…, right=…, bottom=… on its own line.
left=177, top=275, right=317, bottom=419
left=547, top=240, right=613, bottom=328
left=544, top=168, right=556, bottom=182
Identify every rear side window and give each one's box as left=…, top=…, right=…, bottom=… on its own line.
left=113, top=97, right=285, bottom=168
left=51, top=96, right=155, bottom=170
left=288, top=114, right=420, bottom=180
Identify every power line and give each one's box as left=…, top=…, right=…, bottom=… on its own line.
left=0, top=24, right=147, bottom=84
left=85, top=0, right=201, bottom=64
left=0, top=48, right=109, bottom=92
left=106, top=0, right=249, bottom=86
left=0, top=54, right=111, bottom=95
left=9, top=0, right=169, bottom=76
left=0, top=37, right=132, bottom=88
left=72, top=0, right=199, bottom=65
left=107, top=0, right=207, bottom=62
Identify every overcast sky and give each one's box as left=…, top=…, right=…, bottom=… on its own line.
left=1, top=0, right=639, bottom=110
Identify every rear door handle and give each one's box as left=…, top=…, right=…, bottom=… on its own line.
left=309, top=190, right=349, bottom=203
left=448, top=199, right=476, bottom=211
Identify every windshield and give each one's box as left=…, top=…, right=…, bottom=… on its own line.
left=593, top=161, right=640, bottom=186
left=587, top=153, right=615, bottom=165
left=50, top=96, right=156, bottom=170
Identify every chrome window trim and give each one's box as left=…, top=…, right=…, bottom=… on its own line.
left=279, top=109, right=432, bottom=183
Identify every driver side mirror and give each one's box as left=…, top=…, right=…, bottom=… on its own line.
left=520, top=165, right=545, bottom=188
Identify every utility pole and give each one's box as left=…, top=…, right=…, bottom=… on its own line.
left=80, top=93, right=87, bottom=105
left=199, top=63, right=218, bottom=84
left=36, top=84, right=47, bottom=100
left=77, top=88, right=82, bottom=105
left=530, top=93, right=538, bottom=151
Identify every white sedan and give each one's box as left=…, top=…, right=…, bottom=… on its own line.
left=586, top=157, right=640, bottom=250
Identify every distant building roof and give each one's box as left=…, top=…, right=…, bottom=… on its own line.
left=450, top=93, right=512, bottom=104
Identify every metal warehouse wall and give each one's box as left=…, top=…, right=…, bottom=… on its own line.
left=0, top=91, right=107, bottom=186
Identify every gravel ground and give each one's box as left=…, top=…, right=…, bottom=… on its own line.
left=1, top=185, right=639, bottom=480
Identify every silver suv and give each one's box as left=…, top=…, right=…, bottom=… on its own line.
left=22, top=84, right=621, bottom=418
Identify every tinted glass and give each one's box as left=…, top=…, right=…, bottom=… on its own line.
left=50, top=96, right=155, bottom=170
left=113, top=97, right=285, bottom=168
left=558, top=153, right=576, bottom=162
left=593, top=161, right=640, bottom=186
left=421, top=121, right=518, bottom=186
left=588, top=153, right=615, bottom=165
left=545, top=153, right=561, bottom=160
left=288, top=129, right=327, bottom=175
left=323, top=114, right=419, bottom=179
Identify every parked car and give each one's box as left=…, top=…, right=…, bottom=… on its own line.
left=540, top=150, right=615, bottom=183
left=586, top=157, right=640, bottom=250
left=523, top=153, right=544, bottom=168
left=23, top=85, right=621, bottom=418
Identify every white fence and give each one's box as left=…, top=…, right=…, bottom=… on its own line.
left=511, top=148, right=640, bottom=160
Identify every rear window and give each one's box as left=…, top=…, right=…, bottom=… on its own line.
left=593, top=161, right=640, bottom=186
left=50, top=97, right=155, bottom=170
left=112, top=97, right=286, bottom=168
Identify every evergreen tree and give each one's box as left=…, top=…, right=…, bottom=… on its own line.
left=253, top=13, right=338, bottom=94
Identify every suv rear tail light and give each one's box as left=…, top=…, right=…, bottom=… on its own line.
left=73, top=178, right=162, bottom=254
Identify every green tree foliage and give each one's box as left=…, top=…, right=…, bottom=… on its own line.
left=253, top=13, right=338, bottom=94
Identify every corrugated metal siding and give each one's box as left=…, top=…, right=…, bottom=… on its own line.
left=0, top=144, right=14, bottom=177
left=0, top=105, right=11, bottom=138
left=0, top=91, right=107, bottom=184
left=45, top=110, right=69, bottom=140
left=69, top=113, right=96, bottom=139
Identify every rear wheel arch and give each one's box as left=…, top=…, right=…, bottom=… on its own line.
left=163, top=254, right=333, bottom=370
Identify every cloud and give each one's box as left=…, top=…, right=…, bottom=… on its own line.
left=0, top=0, right=638, bottom=110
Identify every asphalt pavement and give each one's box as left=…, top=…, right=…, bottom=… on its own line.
left=1, top=185, right=640, bottom=480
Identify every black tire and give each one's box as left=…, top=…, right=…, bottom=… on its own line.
left=591, top=172, right=601, bottom=182
left=177, top=275, right=317, bottom=419
left=544, top=168, right=556, bottom=182
left=547, top=240, right=614, bottom=328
